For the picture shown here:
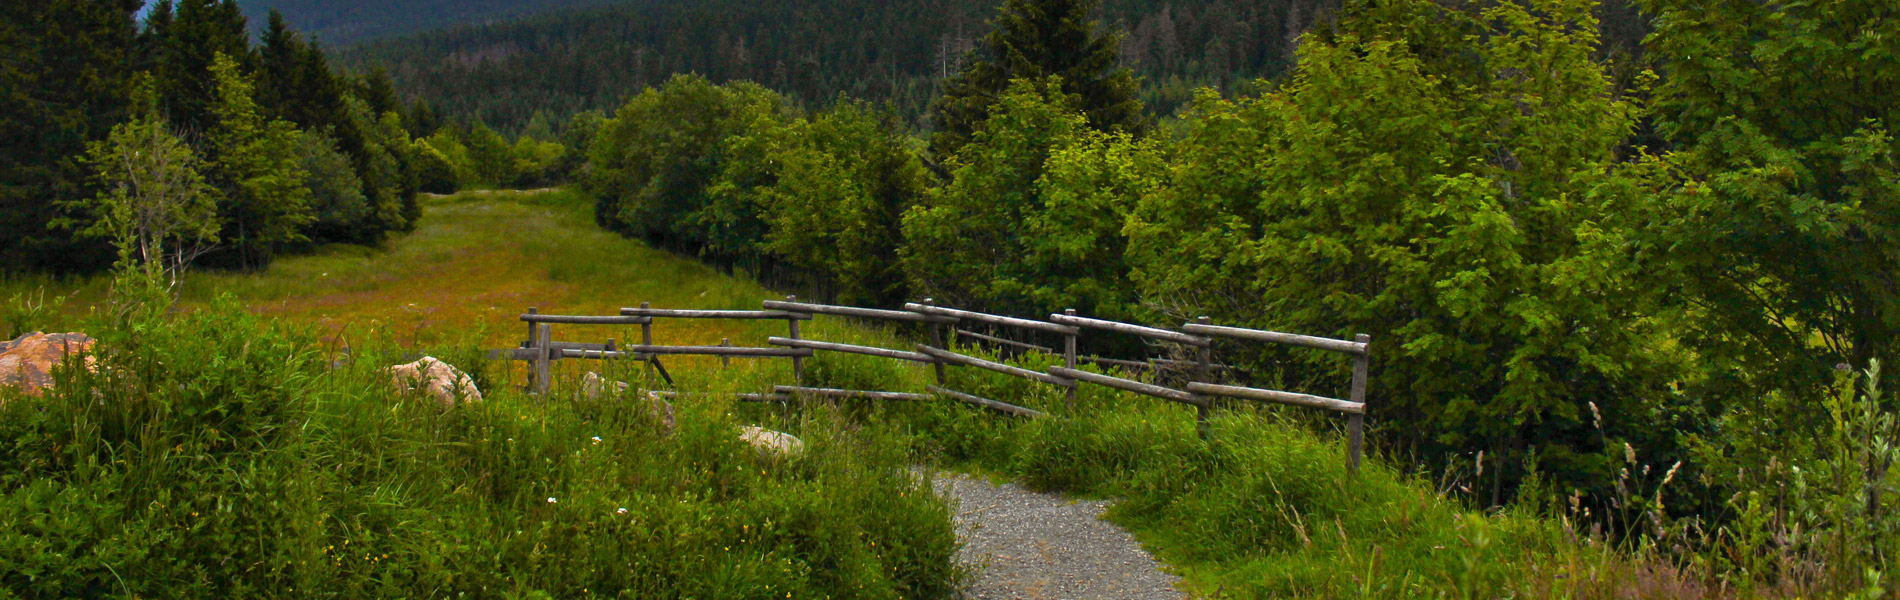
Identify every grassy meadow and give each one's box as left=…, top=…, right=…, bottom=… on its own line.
left=1, top=190, right=1777, bottom=598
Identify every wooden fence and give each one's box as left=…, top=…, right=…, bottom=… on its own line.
left=492, top=297, right=1373, bottom=472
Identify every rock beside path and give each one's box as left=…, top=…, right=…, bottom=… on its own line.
left=387, top=357, right=482, bottom=406
left=0, top=332, right=95, bottom=398
left=739, top=426, right=803, bottom=456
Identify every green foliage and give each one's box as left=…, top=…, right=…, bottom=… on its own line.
left=409, top=136, right=459, bottom=195
left=906, top=78, right=1155, bottom=319
left=1677, top=361, right=1900, bottom=592
left=462, top=119, right=517, bottom=186
left=788, top=330, right=1575, bottom=599
left=1126, top=0, right=1679, bottom=497
left=929, top=0, right=1145, bottom=159
left=64, top=111, right=219, bottom=301
left=294, top=130, right=373, bottom=239
left=335, top=0, right=1358, bottom=135
left=509, top=135, right=567, bottom=187
left=0, top=0, right=140, bottom=273
left=1625, top=0, right=1900, bottom=399
left=206, top=52, right=315, bottom=268
left=752, top=100, right=931, bottom=306
left=342, top=96, right=420, bottom=241
left=151, top=0, right=250, bottom=134
left=587, top=75, right=792, bottom=265
left=0, top=303, right=961, bottom=598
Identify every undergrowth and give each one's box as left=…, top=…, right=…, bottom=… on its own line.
left=8, top=190, right=1890, bottom=598
left=0, top=302, right=960, bottom=598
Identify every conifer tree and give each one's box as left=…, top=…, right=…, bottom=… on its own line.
left=157, top=0, right=250, bottom=133
left=0, top=0, right=142, bottom=271
left=206, top=53, right=313, bottom=268
left=928, top=0, right=1143, bottom=159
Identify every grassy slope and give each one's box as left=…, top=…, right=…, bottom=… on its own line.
left=6, top=190, right=792, bottom=369
left=3, top=190, right=1633, bottom=598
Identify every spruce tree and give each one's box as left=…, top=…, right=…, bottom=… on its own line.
left=204, top=53, right=313, bottom=269
left=928, top=0, right=1143, bottom=159
left=156, top=0, right=250, bottom=133
left=0, top=0, right=141, bottom=271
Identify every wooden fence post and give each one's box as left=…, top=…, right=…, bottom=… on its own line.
left=720, top=338, right=731, bottom=367
left=638, top=301, right=655, bottom=383
left=1347, top=333, right=1371, bottom=474
left=925, top=298, right=947, bottom=385
left=1063, top=308, right=1078, bottom=412
left=534, top=321, right=552, bottom=395
left=525, top=306, right=539, bottom=392
left=786, top=296, right=803, bottom=383
left=1195, top=316, right=1212, bottom=441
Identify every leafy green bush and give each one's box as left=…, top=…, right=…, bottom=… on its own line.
left=903, top=77, right=1155, bottom=320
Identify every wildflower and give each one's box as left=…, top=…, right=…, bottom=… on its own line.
left=1623, top=443, right=1636, bottom=465
left=617, top=507, right=628, bottom=515
left=592, top=436, right=602, bottom=444
left=547, top=497, right=558, bottom=504
left=1662, top=461, right=1682, bottom=486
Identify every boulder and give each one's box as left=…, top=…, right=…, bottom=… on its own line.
left=579, top=372, right=675, bottom=430
left=738, top=426, right=804, bottom=456
left=0, top=332, right=95, bottom=397
left=387, top=356, right=482, bottom=406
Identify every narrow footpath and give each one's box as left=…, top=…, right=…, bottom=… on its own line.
left=933, top=473, right=1187, bottom=600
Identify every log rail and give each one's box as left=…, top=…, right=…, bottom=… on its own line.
left=493, top=298, right=1372, bottom=472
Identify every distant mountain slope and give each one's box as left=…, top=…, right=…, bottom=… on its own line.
left=339, top=0, right=1341, bottom=133
left=234, top=0, right=623, bottom=46
left=336, top=0, right=1647, bottom=134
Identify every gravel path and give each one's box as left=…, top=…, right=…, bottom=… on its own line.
left=932, top=473, right=1187, bottom=600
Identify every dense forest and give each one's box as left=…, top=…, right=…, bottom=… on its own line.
left=233, top=0, right=625, bottom=47
left=339, top=0, right=1647, bottom=134
left=1, top=0, right=446, bottom=274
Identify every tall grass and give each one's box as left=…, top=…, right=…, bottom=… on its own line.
left=9, top=189, right=1889, bottom=598
left=0, top=302, right=960, bottom=598
left=782, top=316, right=1900, bottom=598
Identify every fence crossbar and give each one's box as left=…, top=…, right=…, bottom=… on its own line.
left=763, top=300, right=955, bottom=324
left=565, top=345, right=812, bottom=358
left=520, top=314, right=652, bottom=325
left=1186, top=382, right=1365, bottom=414
left=916, top=344, right=1075, bottom=388
left=773, top=386, right=933, bottom=401
left=956, top=329, right=1054, bottom=353
left=905, top=303, right=1080, bottom=335
left=619, top=307, right=813, bottom=320
left=768, top=337, right=934, bottom=363
left=1049, top=314, right=1209, bottom=347
left=1049, top=366, right=1202, bottom=406
left=1181, top=323, right=1366, bottom=356
left=926, top=385, right=1046, bottom=418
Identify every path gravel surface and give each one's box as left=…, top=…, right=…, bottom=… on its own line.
left=932, top=473, right=1187, bottom=600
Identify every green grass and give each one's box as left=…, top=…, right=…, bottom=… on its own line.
left=3, top=189, right=1681, bottom=598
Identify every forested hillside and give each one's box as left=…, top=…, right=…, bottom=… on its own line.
left=340, top=0, right=1442, bottom=133
left=344, top=0, right=1646, bottom=133
left=233, top=0, right=622, bottom=46
left=1, top=1, right=437, bottom=273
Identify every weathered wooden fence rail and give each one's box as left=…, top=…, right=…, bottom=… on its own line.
left=491, top=296, right=1374, bottom=471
